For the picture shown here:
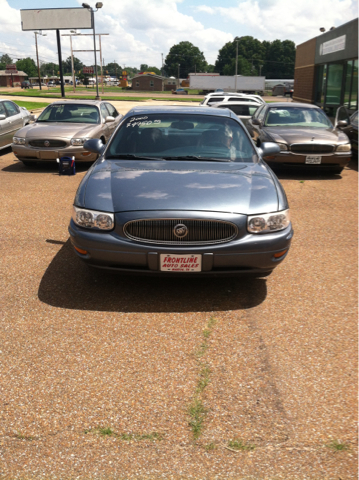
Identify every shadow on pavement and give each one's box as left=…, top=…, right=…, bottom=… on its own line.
left=38, top=240, right=267, bottom=313
left=273, top=167, right=345, bottom=181
left=2, top=160, right=91, bottom=174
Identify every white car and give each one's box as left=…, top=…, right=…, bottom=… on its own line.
left=200, top=93, right=264, bottom=107
left=0, top=99, right=31, bottom=150
left=210, top=101, right=261, bottom=128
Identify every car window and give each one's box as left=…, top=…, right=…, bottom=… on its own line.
left=208, top=97, right=224, bottom=104
left=105, top=103, right=119, bottom=118
left=107, top=113, right=256, bottom=163
left=4, top=101, right=20, bottom=117
left=0, top=102, right=6, bottom=117
left=257, top=106, right=267, bottom=122
left=264, top=107, right=332, bottom=128
left=351, top=112, right=358, bottom=126
left=227, top=105, right=259, bottom=116
left=37, top=104, right=100, bottom=124
left=100, top=103, right=110, bottom=120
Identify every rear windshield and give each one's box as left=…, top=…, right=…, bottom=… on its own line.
left=107, top=113, right=257, bottom=162
left=265, top=107, right=332, bottom=128
left=37, top=104, right=100, bottom=124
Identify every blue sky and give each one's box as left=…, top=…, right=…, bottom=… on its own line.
left=2, top=0, right=358, bottom=68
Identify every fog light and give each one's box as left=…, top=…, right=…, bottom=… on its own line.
left=74, top=246, right=88, bottom=255
left=274, top=249, right=288, bottom=258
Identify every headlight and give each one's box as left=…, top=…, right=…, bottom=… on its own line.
left=278, top=143, right=288, bottom=151
left=13, top=137, right=25, bottom=145
left=248, top=209, right=290, bottom=234
left=72, top=206, right=114, bottom=230
left=70, top=138, right=88, bottom=146
left=336, top=143, right=351, bottom=152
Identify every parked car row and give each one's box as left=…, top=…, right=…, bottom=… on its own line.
left=3, top=96, right=356, bottom=279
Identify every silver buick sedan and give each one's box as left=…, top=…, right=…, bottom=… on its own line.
left=0, top=99, right=31, bottom=151
left=69, top=106, right=293, bottom=277
left=11, top=100, right=122, bottom=166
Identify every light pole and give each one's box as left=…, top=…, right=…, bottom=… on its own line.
left=235, top=39, right=239, bottom=91
left=82, top=2, right=103, bottom=100
left=34, top=31, right=47, bottom=90
left=178, top=63, right=180, bottom=88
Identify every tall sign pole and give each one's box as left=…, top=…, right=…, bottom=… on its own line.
left=56, top=29, right=65, bottom=98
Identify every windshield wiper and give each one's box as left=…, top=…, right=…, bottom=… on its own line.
left=106, top=154, right=165, bottom=161
left=163, top=155, right=231, bottom=162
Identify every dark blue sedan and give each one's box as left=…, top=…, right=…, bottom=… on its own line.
left=68, top=106, right=293, bottom=276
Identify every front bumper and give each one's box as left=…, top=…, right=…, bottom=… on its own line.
left=264, top=151, right=351, bottom=168
left=68, top=214, right=293, bottom=276
left=11, top=144, right=98, bottom=163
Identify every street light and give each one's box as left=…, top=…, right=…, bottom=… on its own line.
left=34, top=31, right=47, bottom=90
left=82, top=2, right=103, bottom=100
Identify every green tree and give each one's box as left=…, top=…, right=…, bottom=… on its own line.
left=62, top=56, right=83, bottom=75
left=215, top=36, right=295, bottom=78
left=164, top=41, right=207, bottom=77
left=16, top=58, right=37, bottom=77
left=40, top=62, right=59, bottom=76
left=105, top=62, right=122, bottom=77
left=140, top=63, right=148, bottom=72
left=206, top=64, right=216, bottom=73
left=0, top=53, right=13, bottom=70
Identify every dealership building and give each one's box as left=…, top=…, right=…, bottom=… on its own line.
left=293, top=18, right=358, bottom=116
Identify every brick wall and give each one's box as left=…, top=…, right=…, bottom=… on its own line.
left=132, top=76, right=163, bottom=91
left=293, top=38, right=317, bottom=103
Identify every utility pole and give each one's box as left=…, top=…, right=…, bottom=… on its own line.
left=70, top=34, right=76, bottom=93
left=235, top=39, right=239, bottom=91
left=161, top=53, right=163, bottom=77
left=34, top=31, right=46, bottom=90
left=178, top=63, right=180, bottom=88
left=99, top=35, right=104, bottom=94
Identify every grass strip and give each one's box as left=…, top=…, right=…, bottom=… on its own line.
left=188, top=315, right=217, bottom=440
left=13, top=100, right=50, bottom=110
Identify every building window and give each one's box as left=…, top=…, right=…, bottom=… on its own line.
left=136, top=81, right=139, bottom=87
left=150, top=80, right=154, bottom=87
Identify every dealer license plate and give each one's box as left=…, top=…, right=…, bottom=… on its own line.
left=160, top=254, right=202, bottom=272
left=305, top=155, right=322, bottom=164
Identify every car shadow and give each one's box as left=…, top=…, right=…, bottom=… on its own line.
left=273, top=167, right=345, bottom=181
left=1, top=160, right=92, bottom=174
left=38, top=240, right=267, bottom=313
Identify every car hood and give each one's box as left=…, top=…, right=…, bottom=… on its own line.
left=80, top=159, right=279, bottom=215
left=17, top=122, right=98, bottom=139
left=263, top=126, right=349, bottom=144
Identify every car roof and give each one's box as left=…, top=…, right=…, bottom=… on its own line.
left=50, top=99, right=104, bottom=106
left=211, top=101, right=260, bottom=107
left=265, top=102, right=321, bottom=109
left=126, top=105, right=233, bottom=117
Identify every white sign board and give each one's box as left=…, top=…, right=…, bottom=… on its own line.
left=21, top=8, right=93, bottom=31
left=320, top=35, right=346, bottom=56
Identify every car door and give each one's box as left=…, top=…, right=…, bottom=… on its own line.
left=4, top=101, right=24, bottom=135
left=105, top=102, right=121, bottom=135
left=100, top=103, right=112, bottom=142
left=247, top=105, right=267, bottom=141
left=0, top=101, right=15, bottom=148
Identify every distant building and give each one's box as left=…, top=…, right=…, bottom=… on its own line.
left=0, top=70, right=27, bottom=87
left=294, top=17, right=358, bottom=116
left=131, top=73, right=164, bottom=91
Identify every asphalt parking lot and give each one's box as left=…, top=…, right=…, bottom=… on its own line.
left=1, top=138, right=357, bottom=477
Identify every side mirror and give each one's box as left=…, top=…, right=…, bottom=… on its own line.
left=105, top=116, right=115, bottom=123
left=336, top=120, right=348, bottom=128
left=0, top=114, right=6, bottom=120
left=83, top=138, right=105, bottom=155
left=252, top=118, right=261, bottom=126
left=30, top=114, right=37, bottom=122
left=258, top=142, right=280, bottom=157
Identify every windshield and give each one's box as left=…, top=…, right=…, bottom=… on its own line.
left=264, top=107, right=332, bottom=128
left=107, top=113, right=256, bottom=162
left=37, top=104, right=100, bottom=124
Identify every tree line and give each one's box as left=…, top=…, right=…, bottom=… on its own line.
left=0, top=36, right=295, bottom=81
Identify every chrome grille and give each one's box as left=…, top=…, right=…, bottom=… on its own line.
left=124, top=219, right=238, bottom=245
left=290, top=144, right=334, bottom=154
left=29, top=139, right=67, bottom=148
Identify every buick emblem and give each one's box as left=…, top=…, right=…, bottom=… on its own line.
left=44, top=140, right=50, bottom=147
left=173, top=223, right=188, bottom=238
